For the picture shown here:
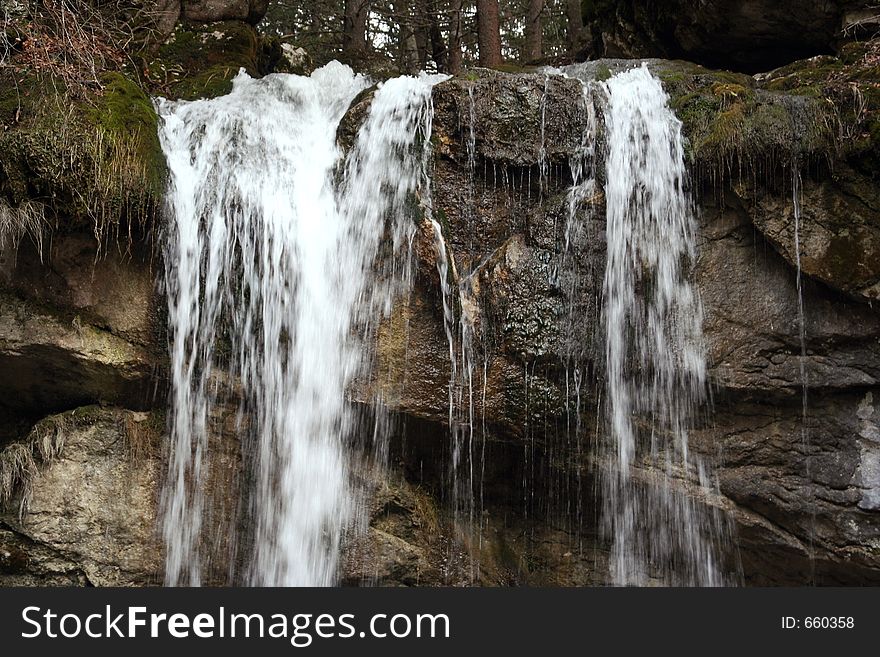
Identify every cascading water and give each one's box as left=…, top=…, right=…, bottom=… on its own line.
left=158, top=62, right=445, bottom=586
left=599, top=64, right=729, bottom=586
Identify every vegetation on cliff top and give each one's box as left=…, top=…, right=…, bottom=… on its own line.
left=143, top=21, right=260, bottom=101
left=655, top=38, right=880, bottom=182
left=0, top=1, right=168, bottom=245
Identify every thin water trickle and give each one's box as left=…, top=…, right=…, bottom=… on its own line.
left=791, top=165, right=815, bottom=583
left=159, top=63, right=446, bottom=586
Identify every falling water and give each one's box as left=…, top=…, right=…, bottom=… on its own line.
left=544, top=70, right=604, bottom=541
left=159, top=63, right=445, bottom=586
left=538, top=74, right=550, bottom=198
left=791, top=166, right=815, bottom=582
left=431, top=218, right=457, bottom=428
left=600, top=64, right=727, bottom=586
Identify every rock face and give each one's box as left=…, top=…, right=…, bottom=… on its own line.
left=0, top=233, right=160, bottom=424
left=0, top=407, right=163, bottom=586
left=743, top=168, right=880, bottom=304
left=695, top=195, right=880, bottom=583
left=180, top=0, right=268, bottom=25
left=588, top=0, right=865, bottom=71
left=366, top=47, right=880, bottom=585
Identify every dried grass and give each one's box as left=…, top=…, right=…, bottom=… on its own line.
left=1, top=1, right=166, bottom=95
left=0, top=199, right=48, bottom=259
left=0, top=413, right=67, bottom=518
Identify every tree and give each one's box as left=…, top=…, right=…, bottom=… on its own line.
left=448, top=0, right=465, bottom=73
left=343, top=0, right=371, bottom=59
left=426, top=0, right=448, bottom=71
left=524, top=0, right=543, bottom=63
left=476, top=0, right=501, bottom=67
left=565, top=0, right=584, bottom=56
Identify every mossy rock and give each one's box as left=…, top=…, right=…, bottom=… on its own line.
left=755, top=38, right=880, bottom=175
left=0, top=68, right=166, bottom=233
left=145, top=20, right=259, bottom=101
left=651, top=58, right=833, bottom=176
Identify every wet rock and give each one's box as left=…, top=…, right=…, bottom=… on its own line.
left=0, top=233, right=159, bottom=348
left=697, top=194, right=880, bottom=398
left=693, top=192, right=880, bottom=584
left=433, top=71, right=589, bottom=166
left=0, top=292, right=157, bottom=416
left=697, top=395, right=880, bottom=585
left=741, top=167, right=880, bottom=303
left=342, top=476, right=449, bottom=586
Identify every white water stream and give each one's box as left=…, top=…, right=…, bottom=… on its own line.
left=599, top=64, right=727, bottom=585
left=159, top=63, right=445, bottom=586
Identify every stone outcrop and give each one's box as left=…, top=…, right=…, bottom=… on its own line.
left=586, top=0, right=869, bottom=72
left=742, top=169, right=880, bottom=304
left=364, top=45, right=880, bottom=585
left=695, top=194, right=880, bottom=583
left=0, top=230, right=160, bottom=423
left=181, top=0, right=268, bottom=25
left=0, top=407, right=163, bottom=586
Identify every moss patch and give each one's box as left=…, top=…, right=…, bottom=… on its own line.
left=144, top=21, right=259, bottom=101
left=654, top=58, right=836, bottom=180
left=0, top=68, right=165, bottom=237
left=751, top=38, right=880, bottom=176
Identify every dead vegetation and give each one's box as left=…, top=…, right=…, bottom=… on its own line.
left=0, top=407, right=163, bottom=517
left=1, top=2, right=168, bottom=255
left=1, top=1, right=167, bottom=97
left=0, top=412, right=67, bottom=518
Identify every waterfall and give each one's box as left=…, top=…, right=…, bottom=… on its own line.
left=600, top=64, right=728, bottom=586
left=158, top=63, right=445, bottom=586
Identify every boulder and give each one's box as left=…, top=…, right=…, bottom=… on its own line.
left=181, top=0, right=268, bottom=25
left=588, top=0, right=863, bottom=72
left=0, top=407, right=163, bottom=586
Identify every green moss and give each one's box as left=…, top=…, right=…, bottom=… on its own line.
left=0, top=68, right=166, bottom=234
left=595, top=64, right=612, bottom=82
left=654, top=51, right=859, bottom=177
left=88, top=72, right=165, bottom=196
left=145, top=21, right=259, bottom=101
left=695, top=103, right=746, bottom=158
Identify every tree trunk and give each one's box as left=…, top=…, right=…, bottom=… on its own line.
left=428, top=0, right=448, bottom=72
left=394, top=0, right=419, bottom=73
left=524, top=0, right=543, bottom=63
left=448, top=0, right=464, bottom=74
left=343, top=0, right=371, bottom=59
left=414, top=0, right=430, bottom=70
left=565, top=0, right=583, bottom=55
left=476, top=0, right=502, bottom=67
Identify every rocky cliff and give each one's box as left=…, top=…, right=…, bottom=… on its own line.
left=1, top=3, right=878, bottom=586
